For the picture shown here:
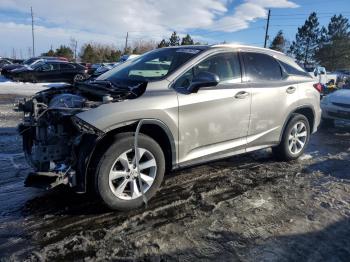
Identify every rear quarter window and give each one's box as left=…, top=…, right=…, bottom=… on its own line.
left=278, top=60, right=310, bottom=77
left=242, top=52, right=282, bottom=81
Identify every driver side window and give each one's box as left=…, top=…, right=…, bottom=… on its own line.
left=173, top=52, right=241, bottom=89
left=38, top=63, right=55, bottom=72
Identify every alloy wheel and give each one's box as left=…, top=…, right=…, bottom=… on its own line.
left=288, top=121, right=307, bottom=155
left=108, top=148, right=157, bottom=200
left=74, top=74, right=84, bottom=82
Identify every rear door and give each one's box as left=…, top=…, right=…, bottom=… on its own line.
left=176, top=51, right=251, bottom=164
left=242, top=52, right=300, bottom=150
left=35, top=63, right=60, bottom=82
left=59, top=63, right=76, bottom=82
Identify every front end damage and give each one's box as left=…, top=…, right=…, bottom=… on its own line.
left=16, top=81, right=146, bottom=192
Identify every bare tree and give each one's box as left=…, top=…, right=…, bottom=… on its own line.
left=132, top=40, right=157, bottom=54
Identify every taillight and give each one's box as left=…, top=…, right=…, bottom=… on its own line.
left=313, top=83, right=322, bottom=93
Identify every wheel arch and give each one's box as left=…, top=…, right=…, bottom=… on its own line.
left=279, top=105, right=315, bottom=142
left=80, top=119, right=176, bottom=193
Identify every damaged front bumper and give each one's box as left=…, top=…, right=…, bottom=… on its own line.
left=16, top=88, right=106, bottom=192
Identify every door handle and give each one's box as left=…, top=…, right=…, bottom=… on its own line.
left=235, top=91, right=249, bottom=99
left=286, top=86, right=296, bottom=94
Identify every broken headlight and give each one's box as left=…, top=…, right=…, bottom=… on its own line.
left=71, top=116, right=104, bottom=136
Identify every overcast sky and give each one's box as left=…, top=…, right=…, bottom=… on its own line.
left=0, top=0, right=349, bottom=58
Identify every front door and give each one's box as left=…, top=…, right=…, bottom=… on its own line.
left=175, top=52, right=251, bottom=165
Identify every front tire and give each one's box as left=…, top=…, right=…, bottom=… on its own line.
left=95, top=133, right=165, bottom=210
left=273, top=114, right=310, bottom=161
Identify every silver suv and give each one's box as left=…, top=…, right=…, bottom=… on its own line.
left=18, top=45, right=321, bottom=210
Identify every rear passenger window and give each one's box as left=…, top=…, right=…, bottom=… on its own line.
left=60, top=63, right=75, bottom=69
left=242, top=52, right=282, bottom=81
left=278, top=60, right=309, bottom=77
left=173, top=52, right=241, bottom=89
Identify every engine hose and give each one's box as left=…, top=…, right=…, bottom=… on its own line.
left=134, top=120, right=148, bottom=207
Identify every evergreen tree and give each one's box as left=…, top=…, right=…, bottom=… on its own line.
left=315, top=14, right=350, bottom=70
left=41, top=49, right=55, bottom=57
left=109, top=50, right=122, bottom=62
left=80, top=44, right=95, bottom=63
left=157, top=39, right=169, bottom=48
left=169, top=32, right=180, bottom=46
left=327, top=14, right=350, bottom=40
left=289, top=12, right=320, bottom=67
left=55, top=45, right=74, bottom=60
left=181, top=34, right=194, bottom=45
left=269, top=30, right=287, bottom=53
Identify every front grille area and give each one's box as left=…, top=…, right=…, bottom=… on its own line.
left=332, top=102, right=350, bottom=109
left=328, top=111, right=350, bottom=119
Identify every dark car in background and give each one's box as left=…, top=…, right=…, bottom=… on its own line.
left=0, top=59, right=13, bottom=72
left=10, top=61, right=88, bottom=83
left=1, top=56, right=68, bottom=78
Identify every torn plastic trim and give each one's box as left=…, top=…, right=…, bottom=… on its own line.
left=71, top=116, right=105, bottom=136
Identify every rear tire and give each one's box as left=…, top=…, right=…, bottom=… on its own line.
left=95, top=133, right=165, bottom=210
left=73, top=74, right=85, bottom=83
left=273, top=114, right=310, bottom=161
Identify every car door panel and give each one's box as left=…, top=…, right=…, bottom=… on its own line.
left=246, top=78, right=300, bottom=148
left=176, top=52, right=252, bottom=164
left=178, top=82, right=251, bottom=164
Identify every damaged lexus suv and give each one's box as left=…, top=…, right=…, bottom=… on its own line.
left=17, top=45, right=321, bottom=210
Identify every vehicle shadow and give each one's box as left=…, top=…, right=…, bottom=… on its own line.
left=303, top=158, right=350, bottom=180
left=136, top=217, right=350, bottom=261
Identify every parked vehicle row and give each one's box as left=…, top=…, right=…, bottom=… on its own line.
left=10, top=61, right=88, bottom=83
left=1, top=54, right=143, bottom=83
left=1, top=56, right=68, bottom=78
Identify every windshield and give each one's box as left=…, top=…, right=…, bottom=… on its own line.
left=97, top=47, right=204, bottom=83
left=23, top=57, right=37, bottom=65
left=30, top=61, right=45, bottom=69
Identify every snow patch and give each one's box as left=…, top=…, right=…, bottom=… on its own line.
left=0, top=76, right=69, bottom=96
left=299, top=154, right=313, bottom=160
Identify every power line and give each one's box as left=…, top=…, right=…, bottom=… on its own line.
left=272, top=12, right=350, bottom=17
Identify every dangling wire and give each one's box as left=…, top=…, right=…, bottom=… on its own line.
left=134, top=120, right=148, bottom=207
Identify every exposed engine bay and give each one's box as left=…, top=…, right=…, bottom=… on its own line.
left=16, top=80, right=147, bottom=190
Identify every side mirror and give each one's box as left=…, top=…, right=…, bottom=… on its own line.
left=188, top=72, right=220, bottom=93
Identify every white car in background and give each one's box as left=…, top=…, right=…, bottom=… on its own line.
left=321, top=89, right=350, bottom=126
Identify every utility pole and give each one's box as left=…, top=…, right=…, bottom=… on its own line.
left=124, top=32, right=129, bottom=54
left=74, top=40, right=78, bottom=61
left=31, top=6, right=35, bottom=57
left=264, top=9, right=271, bottom=48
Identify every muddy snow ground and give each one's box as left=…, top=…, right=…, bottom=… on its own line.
left=0, top=81, right=350, bottom=261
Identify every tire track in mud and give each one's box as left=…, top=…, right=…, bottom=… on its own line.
left=20, top=159, right=307, bottom=261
